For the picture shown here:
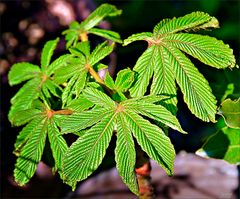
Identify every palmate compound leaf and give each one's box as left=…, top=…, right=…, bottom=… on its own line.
left=62, top=87, right=182, bottom=194
left=62, top=4, right=122, bottom=47
left=14, top=111, right=69, bottom=185
left=8, top=38, right=72, bottom=124
left=123, top=12, right=236, bottom=121
left=54, top=41, right=114, bottom=107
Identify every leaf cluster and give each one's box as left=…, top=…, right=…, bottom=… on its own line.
left=8, top=4, right=238, bottom=196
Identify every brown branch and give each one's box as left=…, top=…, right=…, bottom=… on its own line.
left=135, top=145, right=155, bottom=199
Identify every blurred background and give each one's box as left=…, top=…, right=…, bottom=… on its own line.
left=1, top=0, right=239, bottom=198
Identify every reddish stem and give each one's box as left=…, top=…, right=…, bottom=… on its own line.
left=135, top=146, right=155, bottom=199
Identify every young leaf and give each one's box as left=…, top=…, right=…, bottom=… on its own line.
left=47, top=54, right=73, bottom=76
left=104, top=71, right=115, bottom=90
left=115, top=113, right=139, bottom=195
left=89, top=41, right=114, bottom=65
left=14, top=118, right=47, bottom=185
left=63, top=113, right=115, bottom=188
left=41, top=38, right=59, bottom=71
left=123, top=110, right=175, bottom=175
left=115, top=68, right=135, bottom=92
left=124, top=12, right=236, bottom=121
left=8, top=63, right=41, bottom=86
left=218, top=98, right=240, bottom=129
left=79, top=4, right=122, bottom=31
left=88, top=28, right=122, bottom=43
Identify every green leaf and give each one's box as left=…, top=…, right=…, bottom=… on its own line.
left=14, top=116, right=45, bottom=153
left=8, top=63, right=41, bottom=86
left=41, top=38, right=59, bottom=71
left=123, top=32, right=153, bottom=46
left=89, top=41, right=114, bottom=65
left=44, top=79, right=62, bottom=98
left=47, top=54, right=73, bottom=76
left=164, top=45, right=217, bottom=122
left=61, top=107, right=113, bottom=133
left=62, top=74, right=78, bottom=106
left=83, top=87, right=116, bottom=109
left=163, top=33, right=236, bottom=69
left=63, top=113, right=115, bottom=188
left=14, top=118, right=47, bottom=185
left=79, top=4, right=122, bottom=31
left=124, top=110, right=175, bottom=175
left=67, top=97, right=94, bottom=112
left=93, top=63, right=108, bottom=71
left=10, top=109, right=42, bottom=127
left=104, top=71, right=115, bottom=90
left=219, top=98, right=240, bottom=129
left=154, top=12, right=218, bottom=35
left=88, top=28, right=122, bottom=43
left=149, top=46, right=177, bottom=114
left=9, top=79, right=42, bottom=123
left=53, top=62, right=83, bottom=84
left=115, top=68, right=135, bottom=92
left=75, top=72, right=87, bottom=97
left=129, top=45, right=156, bottom=97
left=70, top=41, right=90, bottom=58
left=196, top=126, right=240, bottom=164
left=115, top=113, right=138, bottom=195
left=48, top=118, right=68, bottom=172
left=123, top=101, right=187, bottom=134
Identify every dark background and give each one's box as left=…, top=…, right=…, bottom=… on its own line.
left=1, top=0, right=239, bottom=198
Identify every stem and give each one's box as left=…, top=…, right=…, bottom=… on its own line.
left=135, top=145, right=155, bottom=199
left=80, top=32, right=88, bottom=41
left=86, top=63, right=105, bottom=85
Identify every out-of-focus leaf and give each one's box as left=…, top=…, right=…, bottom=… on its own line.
left=196, top=126, right=240, bottom=164
left=219, top=98, right=240, bottom=129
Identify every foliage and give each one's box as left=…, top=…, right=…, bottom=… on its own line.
left=8, top=3, right=238, bottom=196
